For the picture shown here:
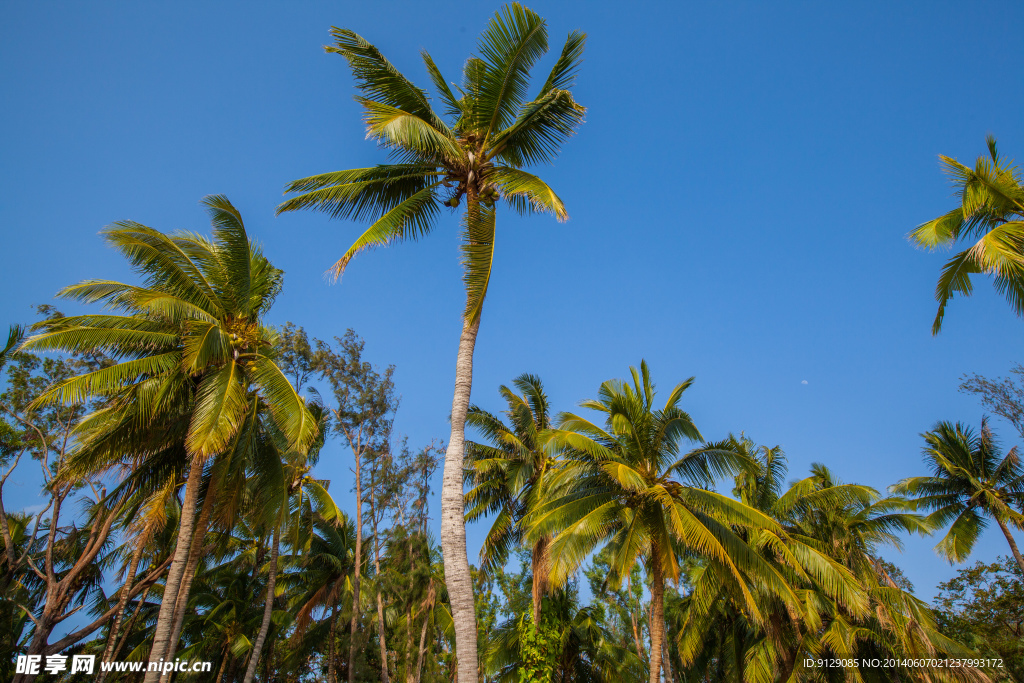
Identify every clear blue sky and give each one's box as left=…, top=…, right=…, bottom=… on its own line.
left=2, top=1, right=1022, bottom=601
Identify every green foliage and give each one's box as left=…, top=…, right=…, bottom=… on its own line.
left=515, top=605, right=563, bottom=683
left=934, top=557, right=1024, bottom=682
left=279, top=3, right=585, bottom=325
left=910, top=136, right=1024, bottom=333
left=894, top=420, right=1024, bottom=566
left=960, top=363, right=1024, bottom=439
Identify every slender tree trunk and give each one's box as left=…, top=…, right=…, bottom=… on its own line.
left=371, top=499, right=391, bottom=683
left=328, top=602, right=338, bottom=683
left=996, top=517, right=1024, bottom=575
left=264, top=635, right=276, bottom=683
left=111, top=586, right=150, bottom=663
left=243, top=520, right=281, bottom=683
left=414, top=582, right=435, bottom=683
left=441, top=314, right=481, bottom=683
left=349, top=450, right=364, bottom=683
left=144, top=468, right=202, bottom=683
left=96, top=541, right=145, bottom=683
left=662, top=635, right=673, bottom=683
left=531, top=535, right=550, bottom=624
left=375, top=590, right=390, bottom=683
left=631, top=611, right=646, bottom=664
left=215, top=647, right=229, bottom=683
left=405, top=600, right=415, bottom=683
left=648, top=556, right=665, bottom=683
left=370, top=483, right=389, bottom=683
left=405, top=533, right=416, bottom=683
left=161, top=467, right=221, bottom=677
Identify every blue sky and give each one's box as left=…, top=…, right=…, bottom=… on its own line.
left=2, top=1, right=1023, bottom=601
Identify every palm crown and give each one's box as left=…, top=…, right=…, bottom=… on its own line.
left=277, top=3, right=584, bottom=323
left=21, top=196, right=318, bottom=678
left=529, top=362, right=788, bottom=683
left=910, top=136, right=1024, bottom=333
left=24, top=195, right=316, bottom=461
left=894, top=420, right=1024, bottom=573
left=465, top=373, right=560, bottom=621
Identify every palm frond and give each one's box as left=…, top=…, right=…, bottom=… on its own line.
left=460, top=201, right=496, bottom=323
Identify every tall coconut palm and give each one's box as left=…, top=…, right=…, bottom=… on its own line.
left=528, top=362, right=792, bottom=683
left=894, top=420, right=1024, bottom=574
left=465, top=373, right=560, bottom=623
left=23, top=196, right=317, bottom=681
left=910, top=136, right=1024, bottom=334
left=276, top=6, right=585, bottom=676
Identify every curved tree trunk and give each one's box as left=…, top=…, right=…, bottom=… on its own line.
left=996, top=517, right=1024, bottom=575
left=531, top=535, right=550, bottom=624
left=96, top=540, right=145, bottom=683
left=161, top=465, right=223, bottom=678
left=110, top=585, right=150, bottom=663
left=144, top=468, right=201, bottom=683
left=441, top=315, right=481, bottom=683
left=243, top=520, right=280, bottom=683
left=648, top=555, right=665, bottom=683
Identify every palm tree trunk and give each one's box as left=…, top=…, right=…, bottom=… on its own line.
left=160, top=471, right=219, bottom=679
left=96, top=541, right=145, bottom=683
left=996, top=517, right=1024, bottom=574
left=110, top=585, right=150, bottom=663
left=531, top=535, right=550, bottom=624
left=441, top=314, right=481, bottom=683
left=662, top=636, right=673, bottom=683
left=144, top=467, right=201, bottom=683
left=215, top=647, right=229, bottom=683
left=349, top=450, right=363, bottom=683
left=243, top=519, right=281, bottom=683
left=648, top=557, right=665, bottom=683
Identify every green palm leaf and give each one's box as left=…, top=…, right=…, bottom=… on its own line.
left=461, top=201, right=497, bottom=323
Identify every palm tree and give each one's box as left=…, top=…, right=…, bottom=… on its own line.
left=894, top=420, right=1024, bottom=574
left=276, top=7, right=585, bottom=676
left=23, top=195, right=317, bottom=681
left=528, top=362, right=790, bottom=683
left=288, top=513, right=357, bottom=683
left=676, top=450, right=984, bottom=683
left=910, top=136, right=1024, bottom=333
left=465, top=373, right=560, bottom=623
